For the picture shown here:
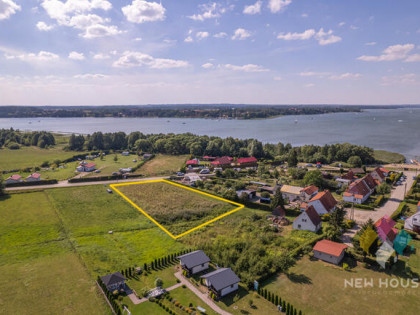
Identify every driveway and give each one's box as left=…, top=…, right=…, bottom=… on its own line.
left=174, top=271, right=232, bottom=315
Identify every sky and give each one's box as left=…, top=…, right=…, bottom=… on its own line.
left=0, top=0, right=420, bottom=106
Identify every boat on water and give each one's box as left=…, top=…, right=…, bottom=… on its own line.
left=294, top=119, right=298, bottom=124
left=398, top=120, right=403, bottom=123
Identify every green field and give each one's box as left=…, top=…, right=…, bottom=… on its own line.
left=374, top=150, right=406, bottom=164
left=138, top=154, right=188, bottom=176
left=116, top=181, right=237, bottom=236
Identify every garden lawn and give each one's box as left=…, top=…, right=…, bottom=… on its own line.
left=262, top=255, right=420, bottom=315
left=168, top=286, right=219, bottom=315
left=137, top=154, right=188, bottom=176
left=115, top=181, right=237, bottom=236
left=126, top=265, right=179, bottom=295
left=374, top=150, right=406, bottom=164
left=83, top=154, right=143, bottom=177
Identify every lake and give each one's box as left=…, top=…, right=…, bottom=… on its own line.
left=1, top=108, right=419, bottom=159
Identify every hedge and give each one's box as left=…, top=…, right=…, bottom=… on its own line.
left=5, top=179, right=58, bottom=187
left=391, top=202, right=408, bottom=220
left=373, top=195, right=385, bottom=208
left=343, top=202, right=374, bottom=211
left=68, top=174, right=143, bottom=183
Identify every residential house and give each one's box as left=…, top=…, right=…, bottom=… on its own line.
left=211, top=156, right=232, bottom=168
left=236, top=189, right=256, bottom=200
left=76, top=162, right=96, bottom=172
left=5, top=174, right=22, bottom=185
left=380, top=168, right=390, bottom=177
left=308, top=190, right=337, bottom=215
left=100, top=272, right=127, bottom=291
left=280, top=185, right=304, bottom=202
left=201, top=268, right=240, bottom=298
left=371, top=167, right=386, bottom=183
left=178, top=250, right=210, bottom=275
left=183, top=173, right=202, bottom=185
left=336, top=171, right=356, bottom=187
left=236, top=157, right=258, bottom=168
left=313, top=240, right=348, bottom=265
left=26, top=173, right=41, bottom=182
left=404, top=202, right=420, bottom=234
left=300, top=185, right=319, bottom=201
left=186, top=159, right=199, bottom=166
left=350, top=168, right=365, bottom=174
left=343, top=174, right=377, bottom=204
left=202, top=156, right=216, bottom=161
left=293, top=205, right=322, bottom=233
left=375, top=215, right=397, bottom=242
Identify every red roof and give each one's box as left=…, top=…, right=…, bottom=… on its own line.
left=305, top=205, right=322, bottom=226
left=186, top=159, right=198, bottom=165
left=8, top=174, right=22, bottom=180
left=418, top=201, right=420, bottom=207
left=211, top=156, right=232, bottom=166
left=236, top=157, right=257, bottom=164
left=373, top=167, right=386, bottom=180
left=85, top=163, right=96, bottom=168
left=301, top=185, right=318, bottom=196
left=28, top=173, right=41, bottom=179
left=363, top=174, right=377, bottom=190
left=341, top=171, right=355, bottom=181
left=313, top=239, right=348, bottom=257
left=346, top=179, right=370, bottom=198
left=380, top=168, right=389, bottom=174
left=310, top=190, right=337, bottom=212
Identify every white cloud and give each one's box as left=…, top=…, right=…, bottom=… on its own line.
left=134, top=37, right=142, bottom=41
left=184, top=36, right=193, bottom=43
left=277, top=29, right=315, bottom=40
left=223, top=64, right=269, bottom=72
left=357, top=44, right=414, bottom=61
left=404, top=54, right=420, bottom=62
left=201, top=63, right=214, bottom=69
left=188, top=2, right=229, bottom=21
left=0, top=0, right=21, bottom=20
left=365, top=42, right=376, bottom=46
left=350, top=25, right=359, bottom=30
left=93, top=53, right=110, bottom=59
left=81, top=24, right=121, bottom=38
left=213, top=32, right=227, bottom=38
left=273, top=76, right=282, bottom=80
left=381, top=73, right=417, bottom=86
left=122, top=0, right=165, bottom=24
left=36, top=21, right=54, bottom=31
left=268, top=0, right=291, bottom=13
left=232, top=28, right=251, bottom=40
left=243, top=1, right=261, bottom=15
left=6, top=50, right=59, bottom=62
left=329, top=73, right=361, bottom=80
left=338, top=22, right=345, bottom=27
left=301, top=13, right=308, bottom=18
left=299, top=71, right=330, bottom=77
left=73, top=73, right=108, bottom=79
left=196, top=31, right=209, bottom=40
left=113, top=51, right=189, bottom=69
left=68, top=51, right=85, bottom=60
left=315, top=28, right=342, bottom=45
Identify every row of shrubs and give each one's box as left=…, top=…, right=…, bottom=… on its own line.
left=391, top=202, right=408, bottom=220
left=68, top=173, right=143, bottom=183
left=343, top=202, right=375, bottom=211
left=257, top=287, right=302, bottom=315
left=152, top=292, right=198, bottom=314
left=142, top=249, right=193, bottom=272
left=96, top=277, right=122, bottom=315
left=373, top=195, right=385, bottom=208
left=4, top=179, right=58, bottom=187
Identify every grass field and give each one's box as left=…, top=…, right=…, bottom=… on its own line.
left=115, top=181, right=237, bottom=236
left=83, top=154, right=143, bottom=177
left=138, top=154, right=188, bottom=176
left=262, top=244, right=420, bottom=315
left=374, top=150, right=406, bottom=164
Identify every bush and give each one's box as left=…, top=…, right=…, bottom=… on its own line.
left=182, top=284, right=186, bottom=289
left=7, top=142, right=20, bottom=150
left=373, top=195, right=385, bottom=207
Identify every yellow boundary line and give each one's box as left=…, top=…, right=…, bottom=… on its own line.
left=110, top=179, right=244, bottom=239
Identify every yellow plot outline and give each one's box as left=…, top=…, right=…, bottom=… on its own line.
left=110, top=179, right=244, bottom=239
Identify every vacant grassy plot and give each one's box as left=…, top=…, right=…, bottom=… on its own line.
left=126, top=264, right=179, bottom=294
left=0, top=145, right=78, bottom=170
left=116, top=181, right=237, bottom=236
left=262, top=250, right=420, bottom=315
left=374, top=149, right=406, bottom=164
left=84, top=154, right=143, bottom=177
left=138, top=154, right=188, bottom=176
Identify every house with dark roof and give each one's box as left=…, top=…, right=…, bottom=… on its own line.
left=349, top=168, right=365, bottom=174
left=300, top=185, right=319, bottom=201
left=307, top=190, right=337, bottom=215
left=313, top=240, right=348, bottom=265
left=343, top=174, right=377, bottom=204
left=336, top=171, right=356, bottom=187
left=236, top=189, right=257, bottom=200
left=100, top=272, right=127, bottom=291
left=293, top=205, right=322, bottom=232
left=201, top=268, right=240, bottom=298
left=236, top=157, right=258, bottom=167
left=371, top=167, right=386, bottom=183
left=178, top=250, right=211, bottom=275
left=5, top=174, right=23, bottom=185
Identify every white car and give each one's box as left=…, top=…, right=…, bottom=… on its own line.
left=199, top=169, right=210, bottom=174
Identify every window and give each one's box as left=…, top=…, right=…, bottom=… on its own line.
left=201, top=264, right=204, bottom=267
left=231, top=285, right=234, bottom=288
left=298, top=224, right=301, bottom=228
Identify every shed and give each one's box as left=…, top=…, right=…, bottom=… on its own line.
left=313, top=240, right=348, bottom=265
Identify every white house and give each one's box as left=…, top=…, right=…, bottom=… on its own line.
left=183, top=173, right=202, bottom=185
left=5, top=174, right=22, bottom=184
left=26, top=173, right=41, bottom=182
left=371, top=167, right=386, bottom=183
left=293, top=205, right=322, bottom=232
left=201, top=268, right=240, bottom=298
left=404, top=202, right=420, bottom=234
left=335, top=171, right=355, bottom=187
left=280, top=185, right=304, bottom=202
left=76, top=162, right=96, bottom=172
left=122, top=151, right=130, bottom=156
left=178, top=250, right=210, bottom=275
left=343, top=174, right=377, bottom=204
left=308, top=190, right=337, bottom=215
left=300, top=185, right=319, bottom=201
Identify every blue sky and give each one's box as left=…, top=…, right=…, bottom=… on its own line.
left=0, top=0, right=420, bottom=105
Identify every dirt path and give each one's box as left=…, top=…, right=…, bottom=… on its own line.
left=174, top=271, right=231, bottom=315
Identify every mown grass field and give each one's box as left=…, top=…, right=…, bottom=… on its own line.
left=116, top=181, right=237, bottom=235
left=138, top=154, right=188, bottom=176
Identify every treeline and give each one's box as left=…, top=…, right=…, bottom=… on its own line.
left=69, top=131, right=376, bottom=165
left=0, top=129, right=55, bottom=149
left=0, top=105, right=361, bottom=119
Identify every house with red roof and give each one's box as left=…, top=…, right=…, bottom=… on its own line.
left=313, top=239, right=348, bottom=265
left=336, top=171, right=356, bottom=187
left=186, top=159, right=199, bottom=166
left=202, top=156, right=216, bottom=161
left=371, top=167, right=386, bottom=183
left=375, top=215, right=397, bottom=242
left=300, top=185, right=319, bottom=201
left=293, top=205, right=322, bottom=232
left=211, top=156, right=232, bottom=168
left=236, top=157, right=258, bottom=167
left=76, top=162, right=96, bottom=172
left=343, top=174, right=377, bottom=204
left=307, top=190, right=337, bottom=215
left=5, top=174, right=23, bottom=185
left=26, top=173, right=41, bottom=182
left=380, top=168, right=390, bottom=177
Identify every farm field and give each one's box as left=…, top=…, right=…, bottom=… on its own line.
left=138, top=154, right=188, bottom=176
left=115, top=180, right=239, bottom=236
left=262, top=244, right=420, bottom=315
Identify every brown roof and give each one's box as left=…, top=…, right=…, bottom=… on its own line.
left=313, top=240, right=348, bottom=257
left=350, top=168, right=365, bottom=174
left=346, top=179, right=370, bottom=197
left=310, top=190, right=337, bottom=212
left=363, top=174, right=377, bottom=190
left=301, top=185, right=318, bottom=195
left=211, top=156, right=232, bottom=165
left=373, top=167, right=385, bottom=180
left=341, top=171, right=355, bottom=180
left=305, top=205, right=322, bottom=226
left=272, top=206, right=286, bottom=217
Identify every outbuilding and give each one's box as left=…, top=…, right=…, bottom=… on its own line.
left=313, top=239, right=348, bottom=265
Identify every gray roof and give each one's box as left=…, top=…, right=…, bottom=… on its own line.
left=201, top=268, right=240, bottom=291
left=177, top=250, right=210, bottom=269
left=100, top=272, right=126, bottom=286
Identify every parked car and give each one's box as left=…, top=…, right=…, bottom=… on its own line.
left=107, top=189, right=112, bottom=193
left=176, top=172, right=184, bottom=176
left=199, top=169, right=210, bottom=174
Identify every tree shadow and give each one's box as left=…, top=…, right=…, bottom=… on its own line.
left=286, top=272, right=312, bottom=284
left=0, top=194, right=11, bottom=201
